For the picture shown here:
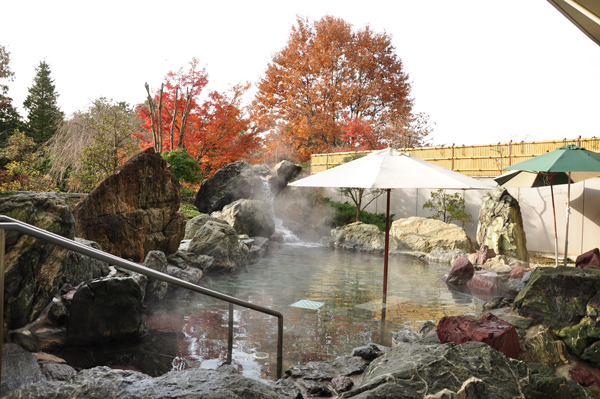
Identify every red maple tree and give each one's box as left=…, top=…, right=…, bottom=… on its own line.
left=136, top=59, right=262, bottom=177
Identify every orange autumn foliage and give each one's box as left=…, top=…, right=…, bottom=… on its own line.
left=136, top=59, right=261, bottom=177
left=254, top=15, right=414, bottom=163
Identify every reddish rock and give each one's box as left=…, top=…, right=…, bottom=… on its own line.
left=437, top=312, right=520, bottom=358
left=570, top=364, right=595, bottom=386
left=331, top=376, right=353, bottom=393
left=576, top=248, right=600, bottom=269
left=594, top=368, right=600, bottom=382
left=445, top=256, right=474, bottom=286
left=509, top=266, right=530, bottom=280
left=467, top=270, right=503, bottom=297
left=468, top=245, right=496, bottom=265
left=74, top=147, right=186, bottom=262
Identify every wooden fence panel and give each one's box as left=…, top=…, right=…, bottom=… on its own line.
left=310, top=137, right=600, bottom=176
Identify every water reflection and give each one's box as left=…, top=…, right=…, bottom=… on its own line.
left=149, top=244, right=483, bottom=381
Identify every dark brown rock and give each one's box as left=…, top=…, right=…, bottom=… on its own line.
left=0, top=193, right=109, bottom=331
left=577, top=248, right=600, bottom=269
left=437, top=312, right=520, bottom=358
left=74, top=147, right=186, bottom=262
left=445, top=255, right=474, bottom=285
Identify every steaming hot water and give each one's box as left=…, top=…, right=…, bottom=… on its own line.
left=158, top=182, right=483, bottom=381
left=160, top=243, right=483, bottom=382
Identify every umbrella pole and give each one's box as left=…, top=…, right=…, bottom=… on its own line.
left=564, top=173, right=571, bottom=267
left=550, top=182, right=558, bottom=267
left=382, top=189, right=391, bottom=322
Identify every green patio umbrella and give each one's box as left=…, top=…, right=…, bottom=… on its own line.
left=494, top=144, right=600, bottom=266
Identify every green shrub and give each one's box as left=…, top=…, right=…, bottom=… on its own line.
left=162, top=149, right=203, bottom=184
left=324, top=197, right=392, bottom=231
left=180, top=202, right=200, bottom=220
left=180, top=186, right=197, bottom=205
left=422, top=189, right=472, bottom=224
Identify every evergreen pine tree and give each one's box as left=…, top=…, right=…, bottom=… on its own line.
left=0, top=44, right=22, bottom=160
left=23, top=61, right=64, bottom=144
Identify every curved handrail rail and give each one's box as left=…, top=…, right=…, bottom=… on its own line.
left=0, top=215, right=283, bottom=380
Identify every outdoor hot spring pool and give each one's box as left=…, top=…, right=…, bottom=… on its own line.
left=149, top=243, right=483, bottom=382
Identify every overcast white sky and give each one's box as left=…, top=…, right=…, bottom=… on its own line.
left=2, top=0, right=599, bottom=146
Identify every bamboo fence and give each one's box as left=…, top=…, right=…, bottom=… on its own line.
left=310, top=136, right=600, bottom=177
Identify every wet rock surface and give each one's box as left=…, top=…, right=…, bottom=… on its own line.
left=285, top=356, right=369, bottom=381
left=339, top=341, right=530, bottom=399
left=4, top=366, right=281, bottom=399
left=74, top=147, right=186, bottom=262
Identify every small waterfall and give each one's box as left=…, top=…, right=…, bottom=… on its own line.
left=260, top=177, right=300, bottom=243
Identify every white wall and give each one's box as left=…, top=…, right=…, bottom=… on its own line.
left=322, top=177, right=600, bottom=258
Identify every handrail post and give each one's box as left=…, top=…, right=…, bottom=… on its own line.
left=0, top=228, right=4, bottom=385
left=227, top=303, right=233, bottom=365
left=277, top=315, right=283, bottom=379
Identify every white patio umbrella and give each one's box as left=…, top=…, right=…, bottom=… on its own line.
left=289, top=147, right=496, bottom=310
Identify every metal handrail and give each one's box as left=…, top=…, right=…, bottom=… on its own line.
left=0, top=215, right=284, bottom=380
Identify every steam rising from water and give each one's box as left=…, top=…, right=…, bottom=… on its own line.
left=260, top=177, right=300, bottom=243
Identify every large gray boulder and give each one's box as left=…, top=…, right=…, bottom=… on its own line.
left=390, top=216, right=474, bottom=253
left=187, top=220, right=249, bottom=275
left=193, top=160, right=267, bottom=214
left=327, top=222, right=397, bottom=253
left=74, top=147, right=187, bottom=263
left=4, top=366, right=280, bottom=399
left=184, top=214, right=226, bottom=240
left=512, top=265, right=600, bottom=330
left=1, top=343, right=46, bottom=397
left=212, top=199, right=275, bottom=238
left=269, top=160, right=302, bottom=196
left=477, top=189, right=528, bottom=261
left=0, top=193, right=109, bottom=331
left=339, top=341, right=530, bottom=399
left=67, top=269, right=148, bottom=346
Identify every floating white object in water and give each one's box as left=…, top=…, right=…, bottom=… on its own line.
left=290, top=300, right=324, bottom=310
left=253, top=352, right=269, bottom=359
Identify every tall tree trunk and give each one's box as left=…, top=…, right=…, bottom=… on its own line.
left=157, top=84, right=164, bottom=153
left=169, top=86, right=179, bottom=151
left=144, top=83, right=159, bottom=151
left=177, top=88, right=192, bottom=149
